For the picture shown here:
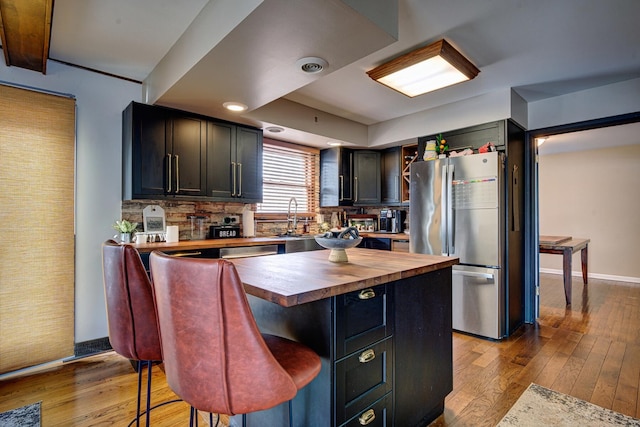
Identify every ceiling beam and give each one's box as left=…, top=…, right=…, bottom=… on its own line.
left=0, top=0, right=53, bottom=74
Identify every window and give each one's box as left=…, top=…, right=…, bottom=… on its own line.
left=257, top=138, right=318, bottom=215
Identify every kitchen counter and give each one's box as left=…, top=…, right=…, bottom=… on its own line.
left=231, top=247, right=455, bottom=307
left=359, top=231, right=410, bottom=240
left=133, top=236, right=286, bottom=253
left=225, top=248, right=457, bottom=427
left=133, top=232, right=410, bottom=255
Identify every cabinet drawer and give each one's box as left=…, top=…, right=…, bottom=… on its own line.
left=391, top=239, right=409, bottom=252
left=334, top=284, right=391, bottom=359
left=335, top=338, right=392, bottom=426
left=341, top=393, right=393, bottom=427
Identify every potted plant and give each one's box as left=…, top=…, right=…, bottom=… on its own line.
left=113, top=219, right=138, bottom=243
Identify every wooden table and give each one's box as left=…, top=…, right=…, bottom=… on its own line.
left=539, top=236, right=590, bottom=305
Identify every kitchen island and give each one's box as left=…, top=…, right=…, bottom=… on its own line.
left=227, top=248, right=458, bottom=427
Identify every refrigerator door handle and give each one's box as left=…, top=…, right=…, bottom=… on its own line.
left=452, top=270, right=495, bottom=280
left=441, top=164, right=448, bottom=256
left=447, top=163, right=455, bottom=254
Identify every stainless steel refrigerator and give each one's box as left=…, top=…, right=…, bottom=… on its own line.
left=410, top=151, right=520, bottom=339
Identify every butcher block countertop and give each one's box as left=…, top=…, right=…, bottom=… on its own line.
left=133, top=232, right=411, bottom=253
left=230, top=248, right=458, bottom=307
left=359, top=231, right=410, bottom=240
left=134, top=237, right=286, bottom=253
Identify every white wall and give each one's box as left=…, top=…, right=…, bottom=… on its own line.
left=538, top=144, right=640, bottom=282
left=0, top=61, right=141, bottom=342
left=529, top=77, right=640, bottom=130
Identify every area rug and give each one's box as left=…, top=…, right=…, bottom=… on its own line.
left=498, top=383, right=640, bottom=426
left=0, top=402, right=41, bottom=427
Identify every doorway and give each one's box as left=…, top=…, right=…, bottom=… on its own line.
left=526, top=112, right=640, bottom=319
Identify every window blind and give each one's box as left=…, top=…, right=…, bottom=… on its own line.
left=257, top=139, right=318, bottom=215
left=0, top=84, right=76, bottom=374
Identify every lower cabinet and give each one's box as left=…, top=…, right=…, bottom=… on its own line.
left=244, top=268, right=452, bottom=427
left=343, top=393, right=393, bottom=427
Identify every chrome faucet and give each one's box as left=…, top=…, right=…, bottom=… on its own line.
left=287, top=197, right=298, bottom=235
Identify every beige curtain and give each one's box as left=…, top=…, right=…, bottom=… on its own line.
left=0, top=84, right=75, bottom=374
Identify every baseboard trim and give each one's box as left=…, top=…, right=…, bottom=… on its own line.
left=70, top=337, right=113, bottom=360
left=540, top=268, right=640, bottom=285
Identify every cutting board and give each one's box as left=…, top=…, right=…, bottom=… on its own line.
left=539, top=235, right=572, bottom=245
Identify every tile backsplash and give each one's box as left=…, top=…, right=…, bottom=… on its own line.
left=121, top=200, right=405, bottom=240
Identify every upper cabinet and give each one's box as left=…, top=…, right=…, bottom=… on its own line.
left=123, top=101, right=262, bottom=202
left=353, top=150, right=380, bottom=205
left=206, top=122, right=262, bottom=203
left=320, top=148, right=381, bottom=207
left=168, top=113, right=207, bottom=197
left=320, top=147, right=354, bottom=207
left=381, top=147, right=402, bottom=205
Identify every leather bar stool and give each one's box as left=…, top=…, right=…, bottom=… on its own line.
left=149, top=251, right=322, bottom=427
left=101, top=240, right=180, bottom=426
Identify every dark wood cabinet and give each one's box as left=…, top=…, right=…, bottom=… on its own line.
left=320, top=147, right=353, bottom=207
left=123, top=102, right=167, bottom=198
left=353, top=150, right=380, bottom=205
left=123, top=101, right=262, bottom=202
left=206, top=122, right=263, bottom=202
left=123, top=102, right=206, bottom=199
left=167, top=114, right=207, bottom=197
left=245, top=268, right=452, bottom=427
left=381, top=147, right=402, bottom=205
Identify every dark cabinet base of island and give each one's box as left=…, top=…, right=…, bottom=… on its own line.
left=233, top=267, right=453, bottom=427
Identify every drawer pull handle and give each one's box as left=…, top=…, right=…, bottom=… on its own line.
left=358, top=288, right=376, bottom=300
left=359, top=349, right=376, bottom=363
left=358, top=409, right=376, bottom=425
left=171, top=252, right=202, bottom=257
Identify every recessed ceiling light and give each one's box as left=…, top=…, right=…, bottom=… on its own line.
left=223, top=102, right=248, bottom=112
left=296, top=57, right=328, bottom=74
left=266, top=126, right=284, bottom=133
left=327, top=141, right=342, bottom=146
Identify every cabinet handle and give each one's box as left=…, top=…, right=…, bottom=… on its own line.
left=231, top=162, right=237, bottom=196
left=358, top=288, right=376, bottom=300
left=166, top=153, right=172, bottom=193
left=339, top=175, right=344, bottom=201
left=175, top=154, right=180, bottom=193
left=358, top=349, right=376, bottom=363
left=170, top=251, right=202, bottom=257
left=354, top=176, right=358, bottom=201
left=358, top=409, right=376, bottom=425
left=237, top=162, right=242, bottom=196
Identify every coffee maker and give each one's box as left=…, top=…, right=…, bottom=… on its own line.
left=379, top=209, right=406, bottom=233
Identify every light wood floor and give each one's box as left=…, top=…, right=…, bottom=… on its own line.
left=1, top=273, right=639, bottom=426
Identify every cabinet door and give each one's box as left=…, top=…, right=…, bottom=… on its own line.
left=354, top=151, right=380, bottom=205
left=320, top=147, right=353, bottom=207
left=130, top=103, right=168, bottom=197
left=236, top=126, right=263, bottom=202
left=206, top=121, right=235, bottom=199
left=381, top=147, right=401, bottom=205
left=169, top=115, right=206, bottom=196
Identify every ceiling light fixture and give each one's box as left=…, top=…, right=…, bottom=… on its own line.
left=223, top=102, right=248, bottom=112
left=327, top=141, right=342, bottom=146
left=366, top=39, right=480, bottom=97
left=296, top=57, right=328, bottom=74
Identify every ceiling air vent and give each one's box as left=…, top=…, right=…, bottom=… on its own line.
left=296, top=57, right=328, bottom=74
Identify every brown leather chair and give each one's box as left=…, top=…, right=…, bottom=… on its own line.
left=101, top=240, right=179, bottom=427
left=149, top=251, right=322, bottom=427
